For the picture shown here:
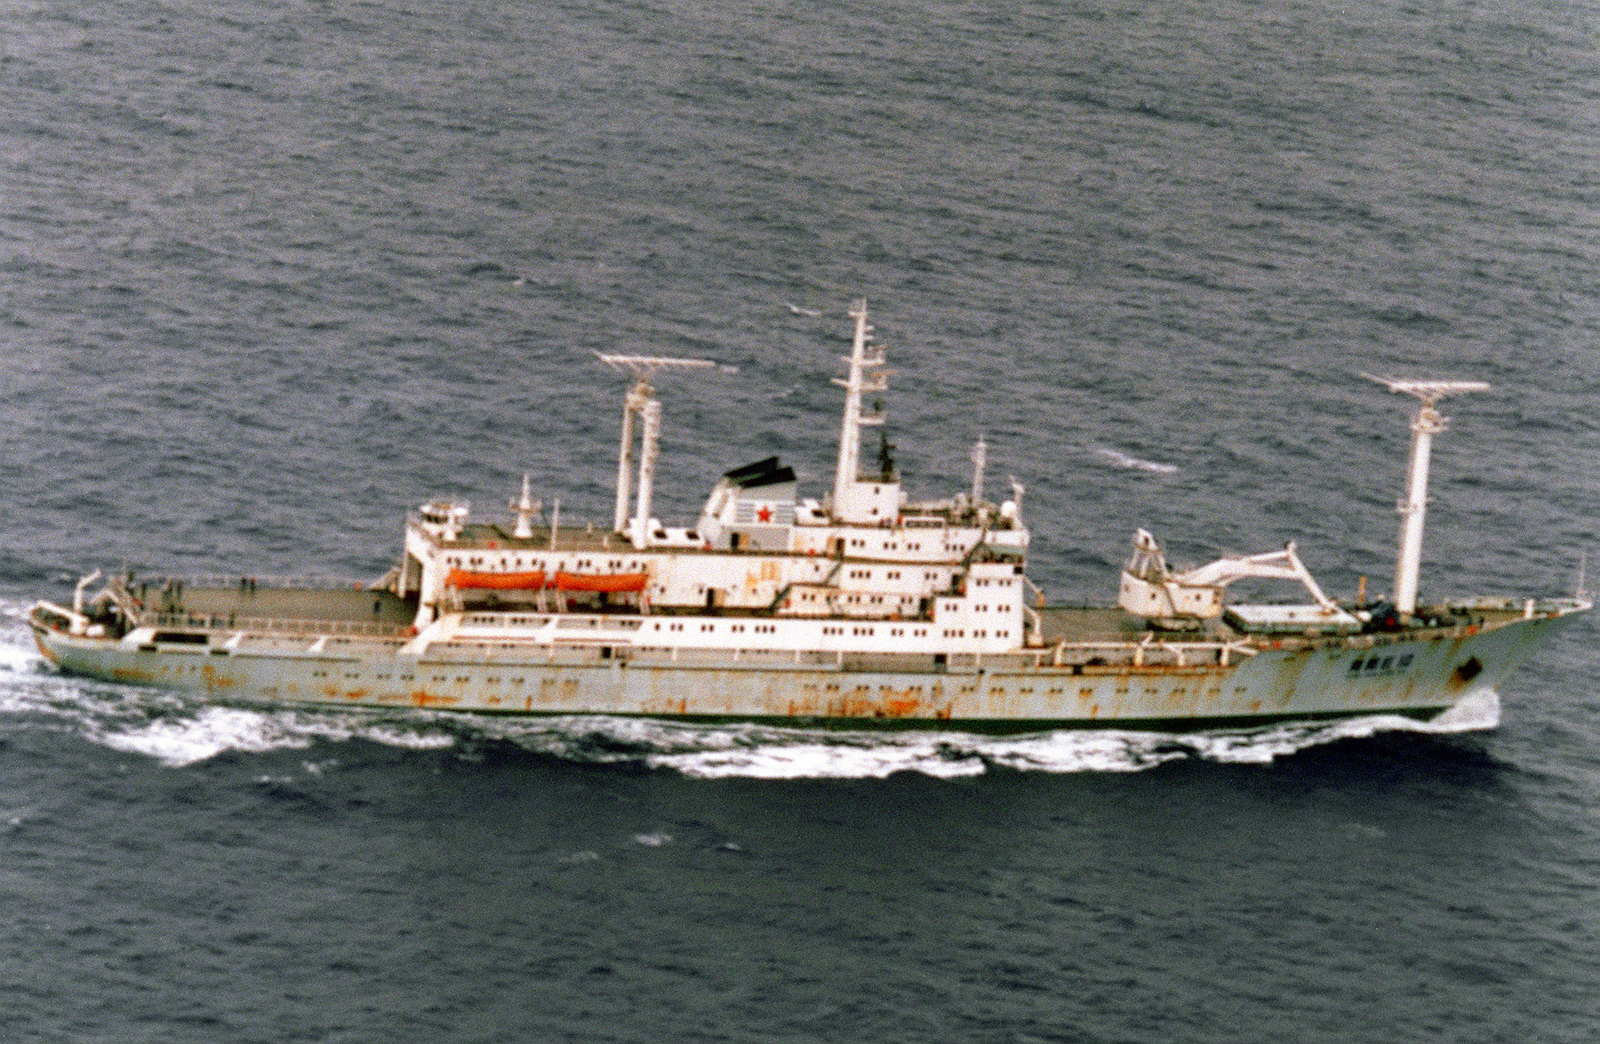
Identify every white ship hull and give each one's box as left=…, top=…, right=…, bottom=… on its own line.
left=31, top=601, right=1581, bottom=732
left=28, top=304, right=1589, bottom=732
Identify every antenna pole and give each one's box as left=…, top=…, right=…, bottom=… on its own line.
left=596, top=352, right=716, bottom=546
left=634, top=395, right=662, bottom=547
left=832, top=301, right=870, bottom=515
left=613, top=390, right=638, bottom=534
left=1394, top=401, right=1443, bottom=616
left=1366, top=375, right=1490, bottom=617
left=971, top=433, right=987, bottom=505
left=511, top=474, right=539, bottom=539
left=830, top=300, right=888, bottom=521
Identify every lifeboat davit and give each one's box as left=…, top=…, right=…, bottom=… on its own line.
left=554, top=570, right=648, bottom=593
left=448, top=569, right=546, bottom=590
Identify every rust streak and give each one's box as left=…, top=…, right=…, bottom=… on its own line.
left=879, top=696, right=922, bottom=717
left=32, top=633, right=62, bottom=664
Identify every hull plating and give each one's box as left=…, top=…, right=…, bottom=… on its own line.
left=31, top=611, right=1573, bottom=733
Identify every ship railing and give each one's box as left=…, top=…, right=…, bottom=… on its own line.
left=145, top=575, right=386, bottom=592
left=412, top=640, right=1260, bottom=671
left=139, top=611, right=409, bottom=638
left=420, top=642, right=874, bottom=669
left=459, top=613, right=645, bottom=632
left=1042, top=637, right=1260, bottom=668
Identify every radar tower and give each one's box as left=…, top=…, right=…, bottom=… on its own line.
left=596, top=352, right=716, bottom=547
left=1366, top=375, right=1490, bottom=617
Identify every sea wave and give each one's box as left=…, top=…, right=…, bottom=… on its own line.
left=89, top=705, right=459, bottom=766
left=0, top=598, right=46, bottom=698
left=9, top=681, right=1502, bottom=777
left=82, top=701, right=1498, bottom=775
left=1094, top=448, right=1180, bottom=474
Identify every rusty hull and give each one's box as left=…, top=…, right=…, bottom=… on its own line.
left=30, top=606, right=1580, bottom=732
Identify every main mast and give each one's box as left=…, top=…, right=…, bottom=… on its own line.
left=1368, top=375, right=1490, bottom=617
left=830, top=300, right=891, bottom=522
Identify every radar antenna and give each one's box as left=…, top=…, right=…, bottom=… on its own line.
left=594, top=352, right=717, bottom=385
left=595, top=352, right=716, bottom=547
left=1364, top=374, right=1490, bottom=617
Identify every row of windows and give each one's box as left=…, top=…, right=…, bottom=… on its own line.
left=314, top=669, right=419, bottom=682
left=848, top=568, right=937, bottom=582
left=847, top=568, right=911, bottom=580
left=651, top=621, right=904, bottom=637
left=649, top=621, right=785, bottom=635
left=842, top=536, right=968, bottom=553
left=1349, top=653, right=1414, bottom=673
left=446, top=555, right=635, bottom=570
left=814, top=625, right=928, bottom=637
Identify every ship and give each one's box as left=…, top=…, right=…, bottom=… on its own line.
left=29, top=302, right=1590, bottom=732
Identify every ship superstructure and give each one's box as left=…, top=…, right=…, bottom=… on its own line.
left=394, top=301, right=1031, bottom=656
left=29, top=303, right=1588, bottom=730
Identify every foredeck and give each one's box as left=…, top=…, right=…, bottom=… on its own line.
left=144, top=582, right=416, bottom=630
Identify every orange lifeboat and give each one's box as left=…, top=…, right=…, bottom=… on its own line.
left=554, top=570, right=648, bottom=593
left=448, top=569, right=546, bottom=590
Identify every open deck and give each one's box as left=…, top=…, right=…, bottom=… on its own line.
left=139, top=580, right=416, bottom=631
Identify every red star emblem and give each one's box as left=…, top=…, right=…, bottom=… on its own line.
left=757, top=504, right=773, bottom=523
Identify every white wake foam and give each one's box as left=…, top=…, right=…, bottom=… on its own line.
left=90, top=706, right=458, bottom=767
left=0, top=598, right=41, bottom=676
left=1095, top=447, right=1179, bottom=474
left=38, top=702, right=1503, bottom=775
left=12, top=682, right=1504, bottom=775
left=625, top=699, right=1500, bottom=779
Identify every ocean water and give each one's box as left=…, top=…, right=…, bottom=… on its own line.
left=3, top=0, right=1598, bottom=1040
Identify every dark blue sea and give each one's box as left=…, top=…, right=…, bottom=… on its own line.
left=3, top=0, right=1598, bottom=1040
